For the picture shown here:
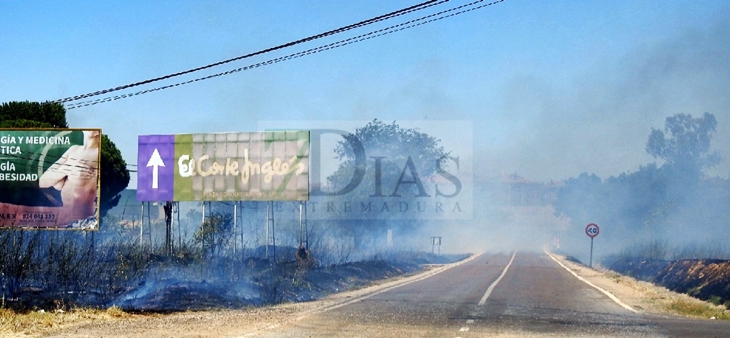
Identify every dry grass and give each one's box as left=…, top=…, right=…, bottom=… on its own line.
left=597, top=268, right=730, bottom=320
left=557, top=253, right=730, bottom=321
left=667, top=298, right=730, bottom=320
left=0, top=306, right=134, bottom=337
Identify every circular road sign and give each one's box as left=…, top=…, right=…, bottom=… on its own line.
left=585, top=223, right=600, bottom=238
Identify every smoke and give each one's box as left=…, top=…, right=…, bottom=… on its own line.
left=88, top=6, right=730, bottom=304
left=479, top=6, right=730, bottom=183
left=438, top=9, right=730, bottom=263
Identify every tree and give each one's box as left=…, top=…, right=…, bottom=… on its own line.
left=646, top=112, right=720, bottom=177
left=324, top=119, right=450, bottom=248
left=553, top=172, right=603, bottom=226
left=553, top=112, right=725, bottom=250
left=0, top=101, right=67, bottom=128
left=646, top=112, right=721, bottom=210
left=99, top=134, right=130, bottom=217
left=193, top=212, right=233, bottom=257
left=0, top=101, right=130, bottom=218
left=329, top=119, right=449, bottom=198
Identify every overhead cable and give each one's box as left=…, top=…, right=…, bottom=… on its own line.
left=65, top=0, right=505, bottom=110
left=55, top=0, right=448, bottom=104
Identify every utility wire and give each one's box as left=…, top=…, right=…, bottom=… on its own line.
left=65, top=0, right=504, bottom=110
left=55, top=0, right=448, bottom=104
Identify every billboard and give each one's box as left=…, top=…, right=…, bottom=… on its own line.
left=137, top=131, right=309, bottom=202
left=0, top=129, right=101, bottom=230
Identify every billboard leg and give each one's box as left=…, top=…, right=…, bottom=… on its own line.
left=164, top=201, right=173, bottom=256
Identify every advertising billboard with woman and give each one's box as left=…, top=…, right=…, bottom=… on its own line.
left=0, top=129, right=101, bottom=230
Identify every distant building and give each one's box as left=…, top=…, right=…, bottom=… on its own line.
left=482, top=174, right=561, bottom=207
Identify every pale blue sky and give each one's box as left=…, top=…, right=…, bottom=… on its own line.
left=2, top=0, right=729, bottom=186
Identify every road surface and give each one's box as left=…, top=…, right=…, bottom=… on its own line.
left=243, top=251, right=730, bottom=337
left=42, top=250, right=730, bottom=337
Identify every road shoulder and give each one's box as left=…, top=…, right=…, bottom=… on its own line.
left=547, top=250, right=727, bottom=320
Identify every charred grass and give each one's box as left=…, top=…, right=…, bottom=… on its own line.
left=605, top=240, right=730, bottom=319
left=0, top=227, right=466, bottom=313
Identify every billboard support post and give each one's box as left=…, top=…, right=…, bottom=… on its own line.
left=239, top=202, right=244, bottom=257
left=266, top=201, right=276, bottom=262
left=146, top=202, right=152, bottom=245
left=164, top=201, right=173, bottom=256
left=233, top=202, right=237, bottom=255
left=177, top=202, right=181, bottom=251
left=140, top=203, right=144, bottom=246
left=298, top=201, right=308, bottom=250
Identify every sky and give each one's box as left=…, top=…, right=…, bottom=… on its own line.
left=2, top=0, right=730, bottom=188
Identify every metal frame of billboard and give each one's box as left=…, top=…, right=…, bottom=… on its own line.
left=137, top=130, right=309, bottom=202
left=0, top=128, right=101, bottom=230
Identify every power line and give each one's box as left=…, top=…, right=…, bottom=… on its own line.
left=58, top=0, right=507, bottom=174
left=55, top=0, right=448, bottom=104
left=64, top=0, right=505, bottom=110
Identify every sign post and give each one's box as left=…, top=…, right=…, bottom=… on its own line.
left=585, top=223, right=600, bottom=268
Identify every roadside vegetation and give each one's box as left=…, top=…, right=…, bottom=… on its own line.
left=668, top=298, right=730, bottom=320
left=0, top=306, right=131, bottom=336
left=603, top=239, right=730, bottom=314
left=0, top=213, right=461, bottom=313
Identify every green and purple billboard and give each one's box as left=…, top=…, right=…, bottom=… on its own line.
left=0, top=129, right=101, bottom=230
left=137, top=131, right=309, bottom=202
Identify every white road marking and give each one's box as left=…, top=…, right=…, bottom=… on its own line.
left=457, top=319, right=475, bottom=335
left=543, top=248, right=638, bottom=313
left=478, top=251, right=516, bottom=306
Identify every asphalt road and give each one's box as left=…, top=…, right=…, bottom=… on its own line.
left=247, top=251, right=730, bottom=337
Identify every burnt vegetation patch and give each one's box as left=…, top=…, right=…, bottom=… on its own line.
left=606, top=256, right=730, bottom=308
left=109, top=253, right=467, bottom=311
left=0, top=228, right=466, bottom=313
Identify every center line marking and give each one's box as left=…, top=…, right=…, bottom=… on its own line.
left=478, top=251, right=516, bottom=306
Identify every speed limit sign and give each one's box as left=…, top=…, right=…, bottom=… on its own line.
left=585, top=223, right=599, bottom=238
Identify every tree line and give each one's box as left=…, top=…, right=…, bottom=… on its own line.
left=553, top=112, right=730, bottom=258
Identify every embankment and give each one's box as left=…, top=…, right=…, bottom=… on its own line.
left=606, top=257, right=730, bottom=307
